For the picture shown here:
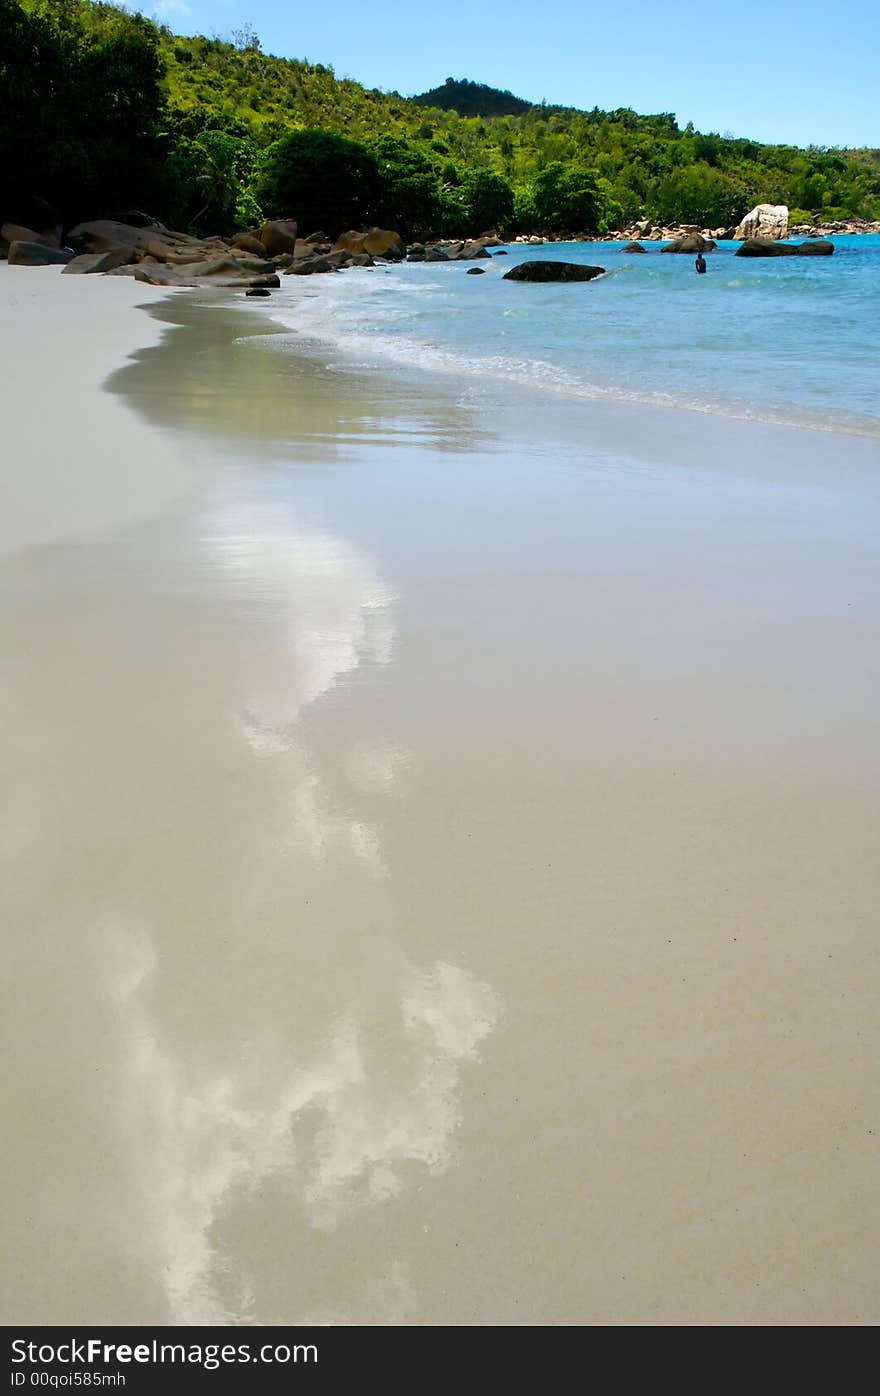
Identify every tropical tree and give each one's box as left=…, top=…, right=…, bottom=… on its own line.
left=258, top=128, right=381, bottom=235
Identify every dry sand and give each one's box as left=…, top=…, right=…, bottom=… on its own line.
left=1, top=266, right=878, bottom=1325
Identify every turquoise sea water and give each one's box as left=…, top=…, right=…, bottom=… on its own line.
left=276, top=235, right=880, bottom=438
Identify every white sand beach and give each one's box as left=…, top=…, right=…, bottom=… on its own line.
left=1, top=264, right=878, bottom=1326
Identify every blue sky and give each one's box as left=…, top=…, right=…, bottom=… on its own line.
left=144, top=0, right=879, bottom=148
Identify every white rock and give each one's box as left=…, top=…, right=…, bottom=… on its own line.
left=733, top=203, right=789, bottom=241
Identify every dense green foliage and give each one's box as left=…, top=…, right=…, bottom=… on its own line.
left=259, top=129, right=382, bottom=232
left=1, top=0, right=165, bottom=223
left=3, top=2, right=879, bottom=240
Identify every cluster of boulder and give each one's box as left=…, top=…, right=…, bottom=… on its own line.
left=619, top=205, right=834, bottom=257
left=1, top=200, right=850, bottom=292
left=407, top=236, right=503, bottom=262
left=791, top=216, right=880, bottom=236
left=0, top=211, right=512, bottom=288
left=617, top=202, right=870, bottom=248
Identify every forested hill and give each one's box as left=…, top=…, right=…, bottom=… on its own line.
left=411, top=78, right=534, bottom=118
left=3, top=1, right=879, bottom=240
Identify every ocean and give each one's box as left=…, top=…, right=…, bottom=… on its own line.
left=269, top=235, right=880, bottom=439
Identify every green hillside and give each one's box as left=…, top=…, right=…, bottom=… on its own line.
left=3, top=2, right=879, bottom=238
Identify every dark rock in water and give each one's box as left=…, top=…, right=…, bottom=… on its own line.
left=493, top=248, right=509, bottom=255
left=424, top=247, right=450, bottom=262
left=246, top=287, right=272, bottom=297
left=735, top=238, right=798, bottom=257
left=623, top=241, right=646, bottom=253
left=8, top=240, right=73, bottom=266
left=735, top=238, right=834, bottom=257
left=258, top=219, right=299, bottom=256
left=62, top=248, right=136, bottom=274
left=662, top=233, right=713, bottom=253
left=503, top=260, right=605, bottom=283
left=794, top=239, right=834, bottom=256
left=466, top=266, right=487, bottom=274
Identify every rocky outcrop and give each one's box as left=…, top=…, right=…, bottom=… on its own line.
left=272, top=240, right=332, bottom=264
left=134, top=253, right=280, bottom=287
left=807, top=217, right=880, bottom=236
left=733, top=204, right=788, bottom=241
left=258, top=219, right=299, bottom=256
left=333, top=228, right=405, bottom=258
left=623, top=241, right=646, bottom=253
left=68, top=219, right=222, bottom=258
left=8, top=240, right=74, bottom=266
left=296, top=238, right=331, bottom=256
left=503, top=261, right=605, bottom=282
left=443, top=240, right=491, bottom=260
left=230, top=233, right=267, bottom=257
left=408, top=245, right=453, bottom=262
left=284, top=249, right=375, bottom=275
left=661, top=233, right=714, bottom=254
left=2, top=220, right=61, bottom=250
left=284, top=255, right=337, bottom=276
left=735, top=238, right=834, bottom=258
left=61, top=249, right=137, bottom=274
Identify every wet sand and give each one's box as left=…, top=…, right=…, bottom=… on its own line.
left=2, top=269, right=879, bottom=1325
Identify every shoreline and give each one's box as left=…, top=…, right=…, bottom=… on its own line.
left=3, top=269, right=880, bottom=1325
left=117, top=282, right=880, bottom=482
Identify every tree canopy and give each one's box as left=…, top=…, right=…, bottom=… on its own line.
left=2, top=2, right=879, bottom=237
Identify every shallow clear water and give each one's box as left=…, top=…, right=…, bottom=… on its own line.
left=275, top=236, right=880, bottom=438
